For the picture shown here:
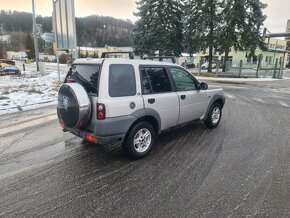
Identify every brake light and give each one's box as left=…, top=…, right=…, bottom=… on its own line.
left=59, top=121, right=65, bottom=128
left=97, top=103, right=106, bottom=120
left=85, top=134, right=98, bottom=143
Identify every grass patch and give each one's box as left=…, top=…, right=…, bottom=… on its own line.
left=0, top=96, right=9, bottom=100
left=192, top=72, right=256, bottom=79
left=28, top=89, right=43, bottom=95
left=192, top=72, right=225, bottom=78
left=19, top=84, right=28, bottom=89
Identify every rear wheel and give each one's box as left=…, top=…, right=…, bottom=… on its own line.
left=204, top=103, right=222, bottom=128
left=122, top=122, right=155, bottom=159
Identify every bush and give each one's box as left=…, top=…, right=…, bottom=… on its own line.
left=59, top=54, right=71, bottom=64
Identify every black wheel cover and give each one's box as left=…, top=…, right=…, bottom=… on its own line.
left=57, top=85, right=80, bottom=128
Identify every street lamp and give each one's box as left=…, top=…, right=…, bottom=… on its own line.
left=32, top=0, right=39, bottom=71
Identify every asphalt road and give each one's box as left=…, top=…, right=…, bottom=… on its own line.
left=0, top=79, right=290, bottom=217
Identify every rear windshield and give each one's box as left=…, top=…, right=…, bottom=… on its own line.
left=66, top=64, right=100, bottom=94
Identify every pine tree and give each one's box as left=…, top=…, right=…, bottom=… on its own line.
left=241, top=0, right=267, bottom=54
left=218, top=0, right=267, bottom=71
left=25, top=33, right=35, bottom=60
left=184, top=0, right=223, bottom=72
left=133, top=0, right=184, bottom=57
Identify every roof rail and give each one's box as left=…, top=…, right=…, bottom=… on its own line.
left=101, top=51, right=134, bottom=59
left=143, top=56, right=176, bottom=64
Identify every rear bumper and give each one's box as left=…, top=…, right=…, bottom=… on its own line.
left=59, top=114, right=136, bottom=145
left=64, top=126, right=126, bottom=145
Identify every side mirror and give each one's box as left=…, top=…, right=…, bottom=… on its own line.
left=200, top=82, right=208, bottom=90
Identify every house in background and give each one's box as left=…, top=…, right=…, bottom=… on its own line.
left=193, top=38, right=288, bottom=69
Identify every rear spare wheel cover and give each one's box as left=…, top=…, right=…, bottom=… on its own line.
left=57, top=83, right=91, bottom=128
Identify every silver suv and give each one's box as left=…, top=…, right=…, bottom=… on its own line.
left=57, top=58, right=225, bottom=158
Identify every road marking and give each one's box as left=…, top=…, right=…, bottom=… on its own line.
left=278, top=101, right=290, bottom=107
left=0, top=114, right=57, bottom=136
left=225, top=93, right=235, bottom=99
left=252, top=98, right=266, bottom=104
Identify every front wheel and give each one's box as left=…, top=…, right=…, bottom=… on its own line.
left=122, top=122, right=155, bottom=159
left=204, top=103, right=222, bottom=128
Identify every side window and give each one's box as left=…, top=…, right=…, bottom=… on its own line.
left=141, top=67, right=172, bottom=94
left=170, top=68, right=197, bottom=91
left=109, top=64, right=136, bottom=97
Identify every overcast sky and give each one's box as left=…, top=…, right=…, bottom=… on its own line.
left=0, top=0, right=289, bottom=32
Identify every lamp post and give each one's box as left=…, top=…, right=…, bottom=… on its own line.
left=32, top=0, right=39, bottom=71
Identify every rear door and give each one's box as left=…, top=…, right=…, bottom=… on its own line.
left=169, top=67, right=207, bottom=124
left=140, top=66, right=179, bottom=130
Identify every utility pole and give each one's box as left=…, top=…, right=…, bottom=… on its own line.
left=32, top=0, right=39, bottom=71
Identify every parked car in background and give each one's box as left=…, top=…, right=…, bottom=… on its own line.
left=0, top=60, right=21, bottom=76
left=201, top=62, right=217, bottom=69
left=181, top=61, right=196, bottom=69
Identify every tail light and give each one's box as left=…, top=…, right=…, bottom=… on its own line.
left=97, top=103, right=106, bottom=120
left=59, top=121, right=65, bottom=128
left=85, top=134, right=98, bottom=143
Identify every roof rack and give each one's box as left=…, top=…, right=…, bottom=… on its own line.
left=143, top=56, right=176, bottom=64
left=101, top=51, right=134, bottom=59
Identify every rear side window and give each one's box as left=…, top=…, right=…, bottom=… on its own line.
left=141, top=67, right=172, bottom=94
left=109, top=64, right=136, bottom=97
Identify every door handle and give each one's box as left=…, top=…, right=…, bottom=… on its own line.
left=180, top=95, right=186, bottom=100
left=148, top=98, right=155, bottom=104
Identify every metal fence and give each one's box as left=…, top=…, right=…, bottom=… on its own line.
left=216, top=60, right=284, bottom=78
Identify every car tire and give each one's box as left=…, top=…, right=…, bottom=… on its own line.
left=204, top=103, right=222, bottom=128
left=122, top=122, right=155, bottom=159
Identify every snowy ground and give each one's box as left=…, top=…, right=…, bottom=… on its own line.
left=0, top=62, right=69, bottom=115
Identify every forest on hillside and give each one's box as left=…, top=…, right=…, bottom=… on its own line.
left=0, top=10, right=134, bottom=47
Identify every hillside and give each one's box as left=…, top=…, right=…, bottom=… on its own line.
left=0, top=10, right=134, bottom=47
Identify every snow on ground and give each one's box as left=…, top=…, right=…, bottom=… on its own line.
left=0, top=66, right=67, bottom=115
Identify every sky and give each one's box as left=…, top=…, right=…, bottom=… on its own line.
left=0, top=0, right=289, bottom=33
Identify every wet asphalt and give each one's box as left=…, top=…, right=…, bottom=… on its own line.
left=0, top=78, right=290, bottom=217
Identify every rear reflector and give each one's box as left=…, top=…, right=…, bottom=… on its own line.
left=60, top=121, right=65, bottom=128
left=85, top=134, right=98, bottom=143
